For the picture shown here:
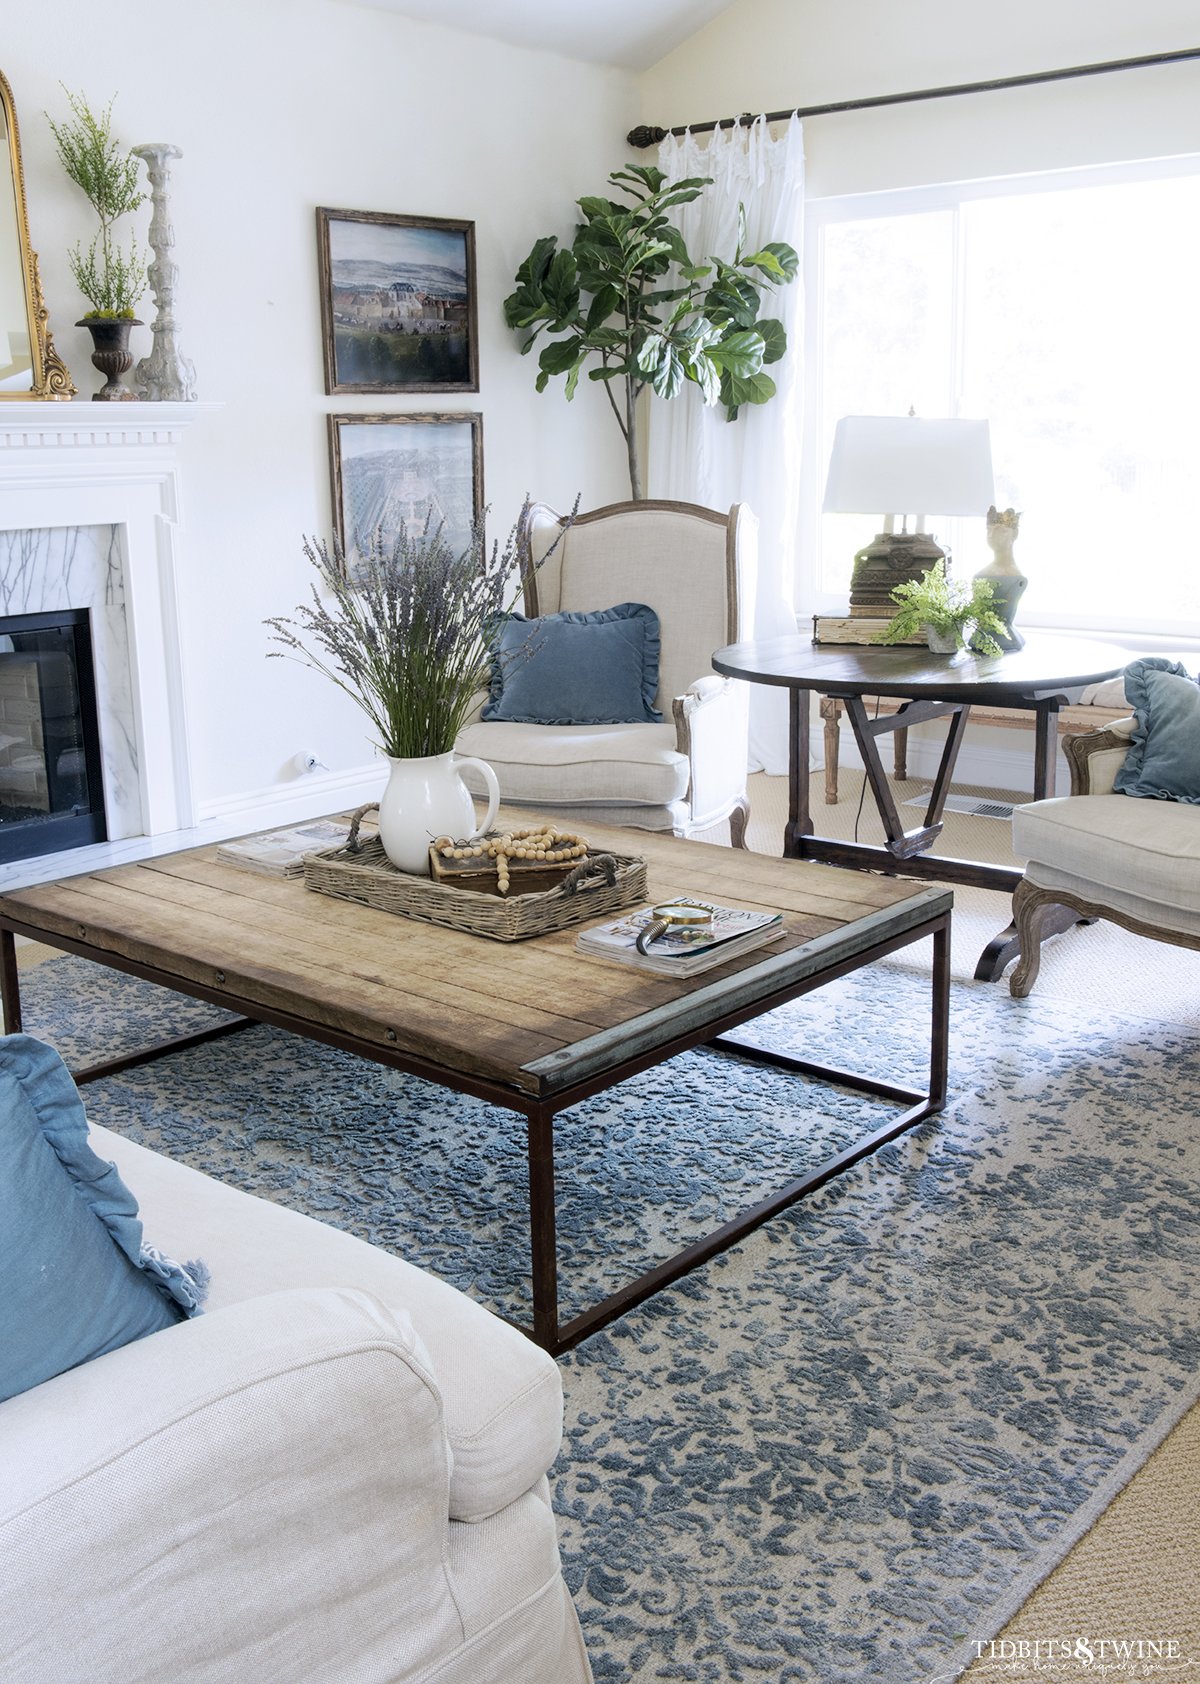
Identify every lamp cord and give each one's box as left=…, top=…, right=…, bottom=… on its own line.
left=852, top=696, right=883, bottom=845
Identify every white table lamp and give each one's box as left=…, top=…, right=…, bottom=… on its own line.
left=823, top=414, right=994, bottom=614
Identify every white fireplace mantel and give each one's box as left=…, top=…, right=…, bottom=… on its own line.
left=0, top=401, right=220, bottom=846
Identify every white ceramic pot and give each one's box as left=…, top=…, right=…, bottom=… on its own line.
left=924, top=625, right=960, bottom=654
left=378, top=752, right=499, bottom=875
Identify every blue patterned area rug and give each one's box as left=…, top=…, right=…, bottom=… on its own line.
left=21, top=955, right=1200, bottom=1684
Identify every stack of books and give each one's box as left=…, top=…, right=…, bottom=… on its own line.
left=812, top=614, right=924, bottom=646
left=576, top=899, right=784, bottom=977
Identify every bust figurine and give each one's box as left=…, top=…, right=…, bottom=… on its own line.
left=976, top=506, right=1027, bottom=649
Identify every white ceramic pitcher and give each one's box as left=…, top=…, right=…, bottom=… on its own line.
left=378, top=752, right=499, bottom=875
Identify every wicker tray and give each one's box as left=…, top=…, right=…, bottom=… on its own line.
left=303, top=833, right=648, bottom=941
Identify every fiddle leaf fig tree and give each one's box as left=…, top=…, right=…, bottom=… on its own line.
left=504, top=165, right=799, bottom=498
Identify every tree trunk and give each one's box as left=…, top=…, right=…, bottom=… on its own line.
left=625, top=377, right=643, bottom=500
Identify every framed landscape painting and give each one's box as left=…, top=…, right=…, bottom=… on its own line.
left=316, top=207, right=478, bottom=394
left=328, top=412, right=484, bottom=562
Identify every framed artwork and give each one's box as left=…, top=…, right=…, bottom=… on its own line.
left=316, top=207, right=478, bottom=394
left=328, top=412, right=484, bottom=561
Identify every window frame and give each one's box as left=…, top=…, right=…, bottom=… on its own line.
left=799, top=151, right=1200, bottom=639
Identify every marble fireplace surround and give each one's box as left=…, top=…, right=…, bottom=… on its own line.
left=0, top=403, right=217, bottom=851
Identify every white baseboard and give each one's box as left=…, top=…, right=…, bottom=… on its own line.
left=197, top=762, right=387, bottom=829
left=830, top=726, right=1070, bottom=798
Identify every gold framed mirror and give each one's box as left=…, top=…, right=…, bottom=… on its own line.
left=0, top=70, right=72, bottom=399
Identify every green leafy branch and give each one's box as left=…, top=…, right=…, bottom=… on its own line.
left=46, top=87, right=147, bottom=318
left=503, top=165, right=798, bottom=497
left=876, top=560, right=1008, bottom=657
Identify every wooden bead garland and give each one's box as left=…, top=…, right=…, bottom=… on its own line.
left=431, top=826, right=588, bottom=896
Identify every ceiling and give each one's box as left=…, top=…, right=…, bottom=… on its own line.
left=338, top=0, right=733, bottom=70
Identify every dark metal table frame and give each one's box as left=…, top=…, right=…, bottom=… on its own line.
left=0, top=905, right=949, bottom=1357
left=713, top=638, right=1127, bottom=982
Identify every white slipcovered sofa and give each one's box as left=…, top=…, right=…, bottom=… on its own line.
left=0, top=1123, right=593, bottom=1684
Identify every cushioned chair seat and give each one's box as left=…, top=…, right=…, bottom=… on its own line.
left=1013, top=793, right=1200, bottom=920
left=456, top=719, right=689, bottom=807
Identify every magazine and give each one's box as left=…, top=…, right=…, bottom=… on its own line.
left=576, top=898, right=785, bottom=977
left=216, top=818, right=371, bottom=878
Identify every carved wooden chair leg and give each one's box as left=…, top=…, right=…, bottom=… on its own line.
left=729, top=797, right=751, bottom=850
left=821, top=698, right=840, bottom=803
left=894, top=726, right=909, bottom=782
left=1010, top=876, right=1051, bottom=997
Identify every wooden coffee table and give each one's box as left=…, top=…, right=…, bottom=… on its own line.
left=0, top=813, right=951, bottom=1355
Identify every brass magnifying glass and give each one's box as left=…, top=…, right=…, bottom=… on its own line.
left=635, top=902, right=713, bottom=955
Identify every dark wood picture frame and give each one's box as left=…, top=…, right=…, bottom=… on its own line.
left=316, top=206, right=479, bottom=395
left=327, top=411, right=484, bottom=561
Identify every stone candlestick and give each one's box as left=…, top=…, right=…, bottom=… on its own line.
left=131, top=143, right=197, bottom=402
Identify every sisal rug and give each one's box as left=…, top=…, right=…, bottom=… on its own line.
left=20, top=953, right=1200, bottom=1684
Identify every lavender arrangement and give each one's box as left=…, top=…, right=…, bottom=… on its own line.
left=266, top=502, right=569, bottom=760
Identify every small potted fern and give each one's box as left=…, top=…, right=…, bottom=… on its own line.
left=47, top=88, right=146, bottom=400
left=876, top=560, right=1008, bottom=656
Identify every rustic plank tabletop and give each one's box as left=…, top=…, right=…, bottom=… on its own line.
left=0, top=809, right=949, bottom=1098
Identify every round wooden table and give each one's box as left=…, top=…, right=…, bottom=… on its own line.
left=712, top=632, right=1127, bottom=979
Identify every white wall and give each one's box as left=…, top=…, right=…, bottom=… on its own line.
left=3, top=0, right=636, bottom=818
left=638, top=0, right=1200, bottom=194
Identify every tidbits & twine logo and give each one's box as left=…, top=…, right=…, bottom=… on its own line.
left=969, top=1637, right=1194, bottom=1677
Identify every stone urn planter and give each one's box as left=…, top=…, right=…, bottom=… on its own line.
left=77, top=317, right=142, bottom=401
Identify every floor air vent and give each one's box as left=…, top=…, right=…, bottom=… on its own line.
left=902, top=793, right=1016, bottom=821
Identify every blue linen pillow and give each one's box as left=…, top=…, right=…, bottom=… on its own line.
left=482, top=601, right=663, bottom=725
left=1113, top=658, right=1200, bottom=804
left=0, top=1033, right=208, bottom=1403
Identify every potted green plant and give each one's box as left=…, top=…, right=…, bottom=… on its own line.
left=46, top=88, right=146, bottom=400
left=504, top=165, right=798, bottom=498
left=876, top=560, right=1008, bottom=656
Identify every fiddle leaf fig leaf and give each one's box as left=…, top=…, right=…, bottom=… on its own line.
left=708, top=329, right=765, bottom=378
left=756, top=318, right=788, bottom=365
left=720, top=368, right=776, bottom=415
left=503, top=282, right=549, bottom=334
left=649, top=345, right=685, bottom=401
left=706, top=274, right=761, bottom=327
left=761, top=240, right=800, bottom=281
left=585, top=285, right=623, bottom=333
left=609, top=163, right=670, bottom=197
left=542, top=249, right=580, bottom=321
left=636, top=333, right=667, bottom=376
left=512, top=235, right=558, bottom=287
left=741, top=247, right=788, bottom=280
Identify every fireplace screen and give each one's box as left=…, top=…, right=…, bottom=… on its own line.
left=0, top=609, right=106, bottom=863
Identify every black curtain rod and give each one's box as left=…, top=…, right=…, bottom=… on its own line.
left=626, top=46, right=1200, bottom=148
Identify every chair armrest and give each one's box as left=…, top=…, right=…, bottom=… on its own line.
left=1064, top=716, right=1135, bottom=795
left=0, top=1289, right=464, bottom=1684
left=672, top=676, right=749, bottom=828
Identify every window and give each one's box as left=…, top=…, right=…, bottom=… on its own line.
left=801, top=158, right=1200, bottom=635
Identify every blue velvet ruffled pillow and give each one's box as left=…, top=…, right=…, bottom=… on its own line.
left=1113, top=657, right=1200, bottom=804
left=482, top=601, right=663, bottom=725
left=0, top=1033, right=208, bottom=1403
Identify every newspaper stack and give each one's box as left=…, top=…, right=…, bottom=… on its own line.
left=216, top=818, right=368, bottom=878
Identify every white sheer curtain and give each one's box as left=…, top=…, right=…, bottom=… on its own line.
left=648, top=115, right=805, bottom=774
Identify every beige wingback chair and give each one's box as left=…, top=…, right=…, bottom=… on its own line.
left=1010, top=716, right=1200, bottom=995
left=456, top=499, right=756, bottom=844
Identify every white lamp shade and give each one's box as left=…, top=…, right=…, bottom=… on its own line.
left=822, top=415, right=994, bottom=517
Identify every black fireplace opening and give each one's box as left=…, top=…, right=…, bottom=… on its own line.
left=0, top=609, right=107, bottom=864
